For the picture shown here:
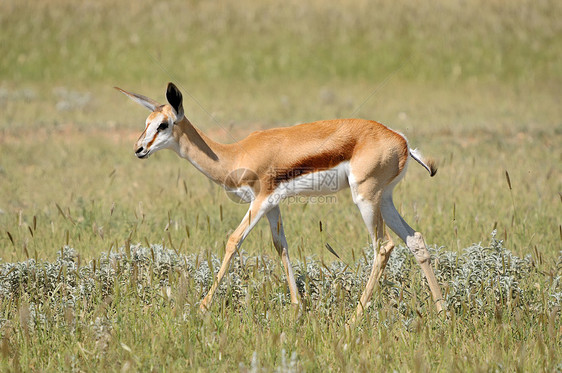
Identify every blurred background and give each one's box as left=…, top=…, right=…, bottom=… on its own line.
left=0, top=0, right=560, bottom=262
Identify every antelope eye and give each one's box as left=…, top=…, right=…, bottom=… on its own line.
left=157, top=122, right=168, bottom=132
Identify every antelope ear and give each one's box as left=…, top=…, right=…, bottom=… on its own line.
left=166, top=82, right=184, bottom=120
left=114, top=87, right=160, bottom=111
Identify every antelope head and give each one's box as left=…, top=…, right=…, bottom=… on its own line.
left=115, top=82, right=184, bottom=159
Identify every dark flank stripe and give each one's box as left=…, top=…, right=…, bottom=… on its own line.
left=272, top=144, right=354, bottom=186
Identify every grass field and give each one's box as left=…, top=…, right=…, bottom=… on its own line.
left=1, top=0, right=561, bottom=371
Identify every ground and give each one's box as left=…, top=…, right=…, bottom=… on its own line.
left=0, top=0, right=561, bottom=371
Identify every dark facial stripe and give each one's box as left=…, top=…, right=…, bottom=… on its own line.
left=145, top=132, right=158, bottom=150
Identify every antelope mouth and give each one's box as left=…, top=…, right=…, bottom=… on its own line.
left=135, top=147, right=150, bottom=159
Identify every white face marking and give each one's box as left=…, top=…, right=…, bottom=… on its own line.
left=144, top=112, right=165, bottom=139
left=135, top=111, right=176, bottom=158
left=270, top=161, right=350, bottom=203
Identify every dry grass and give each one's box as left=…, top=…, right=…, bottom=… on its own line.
left=0, top=0, right=561, bottom=371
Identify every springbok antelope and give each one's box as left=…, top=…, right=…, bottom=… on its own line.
left=115, top=82, right=445, bottom=317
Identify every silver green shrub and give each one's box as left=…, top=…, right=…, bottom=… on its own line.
left=1, top=231, right=560, bottom=330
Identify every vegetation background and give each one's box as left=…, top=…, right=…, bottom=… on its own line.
left=0, top=0, right=560, bottom=371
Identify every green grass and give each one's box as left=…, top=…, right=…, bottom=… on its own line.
left=2, top=0, right=561, bottom=86
left=1, top=0, right=561, bottom=371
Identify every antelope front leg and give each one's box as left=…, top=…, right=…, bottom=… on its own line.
left=200, top=197, right=270, bottom=311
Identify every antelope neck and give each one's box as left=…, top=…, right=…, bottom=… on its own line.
left=174, top=118, right=234, bottom=185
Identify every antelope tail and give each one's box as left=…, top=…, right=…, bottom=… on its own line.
left=409, top=148, right=437, bottom=177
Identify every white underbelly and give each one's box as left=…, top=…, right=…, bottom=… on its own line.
left=272, top=161, right=350, bottom=200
